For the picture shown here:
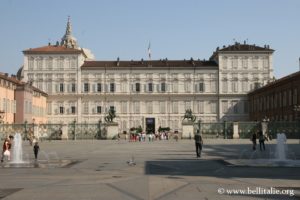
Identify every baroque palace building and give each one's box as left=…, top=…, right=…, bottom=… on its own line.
left=19, top=18, right=274, bottom=133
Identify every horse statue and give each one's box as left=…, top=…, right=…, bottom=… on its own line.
left=182, top=109, right=196, bottom=122
left=104, top=107, right=116, bottom=123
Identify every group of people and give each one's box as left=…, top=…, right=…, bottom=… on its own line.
left=127, top=131, right=177, bottom=142
left=1, top=135, right=40, bottom=163
left=251, top=130, right=267, bottom=151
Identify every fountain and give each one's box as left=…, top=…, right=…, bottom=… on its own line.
left=0, top=133, right=78, bottom=168
left=11, top=133, right=25, bottom=163
left=226, top=132, right=300, bottom=167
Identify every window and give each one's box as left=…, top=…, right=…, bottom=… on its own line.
left=148, top=83, right=153, bottom=92
left=242, top=81, right=248, bottom=92
left=47, top=57, right=53, bottom=69
left=211, top=81, right=216, bottom=93
left=210, top=101, right=217, bottom=114
left=232, top=81, right=238, bottom=92
left=232, top=101, right=238, bottom=114
left=28, top=58, right=34, bottom=70
left=59, top=106, right=64, bottom=114
left=84, top=83, right=89, bottom=92
left=135, top=83, right=140, bottom=92
left=146, top=101, right=153, bottom=114
left=199, top=82, right=205, bottom=92
left=110, top=83, right=115, bottom=92
left=97, top=106, right=102, bottom=114
left=71, top=106, right=76, bottom=114
left=119, top=101, right=126, bottom=113
left=160, top=101, right=166, bottom=113
left=133, top=102, right=139, bottom=114
left=184, top=82, right=191, bottom=93
left=58, top=57, right=64, bottom=69
left=172, top=81, right=178, bottom=93
left=222, top=101, right=228, bottom=113
left=253, top=56, right=259, bottom=69
left=71, top=83, right=76, bottom=92
left=263, top=57, right=269, bottom=69
left=198, top=101, right=204, bottom=114
left=293, top=88, right=298, bottom=105
left=242, top=57, right=248, bottom=69
left=222, top=56, right=227, bottom=69
left=37, top=57, right=43, bottom=69
left=222, top=81, right=228, bottom=93
left=161, top=82, right=166, bottom=92
left=97, top=83, right=102, bottom=92
left=172, top=101, right=178, bottom=114
left=83, top=102, right=89, bottom=114
left=70, top=58, right=76, bottom=68
left=59, top=83, right=64, bottom=92
left=232, top=56, right=238, bottom=69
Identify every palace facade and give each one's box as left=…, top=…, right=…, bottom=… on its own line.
left=19, top=18, right=274, bottom=133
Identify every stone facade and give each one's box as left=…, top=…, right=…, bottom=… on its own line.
left=20, top=18, right=274, bottom=133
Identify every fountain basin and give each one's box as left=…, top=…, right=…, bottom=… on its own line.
left=225, top=159, right=300, bottom=167
left=0, top=159, right=80, bottom=168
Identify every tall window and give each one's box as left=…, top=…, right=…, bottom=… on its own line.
left=71, top=106, right=76, bottom=114
left=232, top=81, right=238, bottom=92
left=70, top=57, right=76, bottom=68
left=211, top=81, right=216, bottom=93
left=97, top=106, right=102, bottom=114
left=160, top=101, right=166, bottom=113
left=135, top=83, right=140, bottom=92
left=242, top=57, right=248, bottom=69
left=199, top=82, right=205, bottom=93
left=59, top=83, right=64, bottom=92
left=161, top=82, right=166, bottom=92
left=242, top=81, right=248, bottom=92
left=83, top=102, right=89, bottom=114
left=59, top=106, right=64, bottom=114
left=222, top=101, right=228, bottom=113
left=222, top=56, right=227, bottom=69
left=110, top=83, right=115, bottom=92
left=146, top=101, right=153, bottom=114
left=28, top=57, right=34, bottom=70
left=222, top=81, right=228, bottom=93
left=71, top=83, right=76, bottom=92
left=121, top=101, right=127, bottom=113
left=232, top=56, right=238, bottom=69
left=210, top=101, right=217, bottom=114
left=37, top=57, right=43, bottom=70
left=184, top=82, right=191, bottom=93
left=198, top=101, right=204, bottom=114
left=172, top=81, right=178, bottom=93
left=84, top=83, right=89, bottom=92
left=58, top=57, right=64, bottom=69
left=263, top=57, right=269, bottom=69
left=293, top=88, right=298, bottom=105
left=148, top=83, right=153, bottom=92
left=185, top=101, right=191, bottom=111
left=133, top=101, right=140, bottom=114
left=172, top=101, right=178, bottom=114
left=97, top=83, right=102, bottom=92
left=47, top=57, right=53, bottom=69
left=253, top=56, right=259, bottom=69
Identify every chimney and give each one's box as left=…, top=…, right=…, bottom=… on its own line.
left=4, top=73, right=8, bottom=77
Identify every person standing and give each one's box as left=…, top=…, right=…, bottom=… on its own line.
left=1, top=138, right=11, bottom=162
left=252, top=131, right=257, bottom=151
left=33, top=142, right=40, bottom=160
left=258, top=131, right=266, bottom=151
left=194, top=131, right=203, bottom=158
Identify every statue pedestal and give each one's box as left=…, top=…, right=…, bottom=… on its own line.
left=182, top=121, right=194, bottom=139
left=233, top=122, right=239, bottom=139
left=105, top=122, right=119, bottom=139
left=61, top=124, right=68, bottom=140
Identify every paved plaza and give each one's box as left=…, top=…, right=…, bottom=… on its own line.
left=0, top=139, right=300, bottom=200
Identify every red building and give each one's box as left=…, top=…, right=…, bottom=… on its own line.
left=248, top=71, right=300, bottom=121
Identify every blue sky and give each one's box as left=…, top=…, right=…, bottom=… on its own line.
left=0, top=0, right=299, bottom=78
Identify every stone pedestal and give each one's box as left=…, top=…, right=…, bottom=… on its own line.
left=105, top=122, right=119, bottom=139
left=61, top=124, right=69, bottom=140
left=182, top=121, right=194, bottom=139
left=233, top=122, right=239, bottom=139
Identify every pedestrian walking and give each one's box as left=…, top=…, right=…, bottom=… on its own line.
left=1, top=138, right=11, bottom=162
left=258, top=131, right=266, bottom=151
left=252, top=131, right=257, bottom=151
left=194, top=130, right=203, bottom=158
left=33, top=142, right=40, bottom=160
